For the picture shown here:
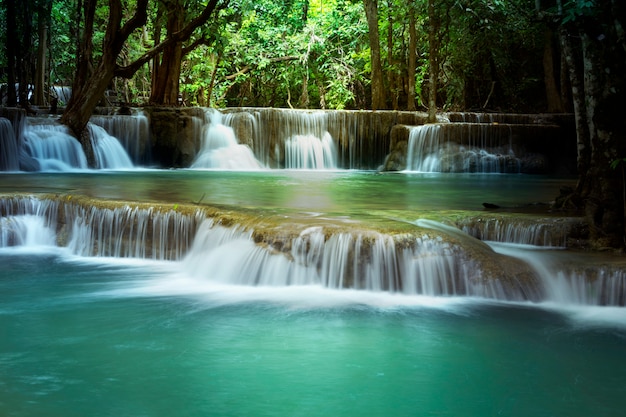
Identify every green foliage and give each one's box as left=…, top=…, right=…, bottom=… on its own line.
left=562, top=0, right=596, bottom=23
left=2, top=0, right=550, bottom=111
left=611, top=158, right=626, bottom=170
left=437, top=0, right=543, bottom=111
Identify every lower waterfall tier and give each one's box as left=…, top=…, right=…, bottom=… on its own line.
left=1, top=194, right=623, bottom=305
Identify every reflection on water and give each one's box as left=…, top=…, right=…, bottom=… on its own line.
left=0, top=170, right=575, bottom=213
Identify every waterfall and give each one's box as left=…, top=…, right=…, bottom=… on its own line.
left=405, top=124, right=521, bottom=173
left=0, top=196, right=60, bottom=248
left=284, top=132, right=337, bottom=169
left=90, top=111, right=151, bottom=164
left=51, top=86, right=72, bottom=105
left=181, top=220, right=535, bottom=300
left=88, top=124, right=134, bottom=169
left=17, top=120, right=133, bottom=171
left=3, top=194, right=625, bottom=305
left=459, top=217, right=576, bottom=247
left=224, top=109, right=345, bottom=169
left=0, top=215, right=57, bottom=248
left=489, top=242, right=626, bottom=306
left=0, top=117, right=20, bottom=171
left=0, top=196, right=204, bottom=260
left=21, top=122, right=88, bottom=170
left=406, top=124, right=443, bottom=172
left=191, top=110, right=263, bottom=170
left=64, top=203, right=203, bottom=259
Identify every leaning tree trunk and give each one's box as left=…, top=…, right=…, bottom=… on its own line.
left=60, top=0, right=153, bottom=166
left=61, top=61, right=117, bottom=167
left=59, top=0, right=221, bottom=166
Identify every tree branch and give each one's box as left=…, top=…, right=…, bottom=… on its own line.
left=119, top=0, right=149, bottom=41
left=182, top=36, right=213, bottom=57
left=114, top=0, right=226, bottom=79
left=225, top=56, right=300, bottom=80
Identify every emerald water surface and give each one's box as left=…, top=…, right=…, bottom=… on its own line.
left=2, top=171, right=625, bottom=417
left=1, top=170, right=573, bottom=211
left=2, top=252, right=625, bottom=417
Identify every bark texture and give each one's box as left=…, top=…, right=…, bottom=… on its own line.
left=556, top=0, right=626, bottom=247
left=364, top=0, right=386, bottom=110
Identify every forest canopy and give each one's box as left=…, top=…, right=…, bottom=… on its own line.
left=1, top=0, right=552, bottom=113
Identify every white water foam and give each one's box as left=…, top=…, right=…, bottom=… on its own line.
left=285, top=132, right=337, bottom=169
left=191, top=110, right=263, bottom=170
left=89, top=124, right=134, bottom=169
left=21, top=123, right=88, bottom=170
left=489, top=241, right=626, bottom=307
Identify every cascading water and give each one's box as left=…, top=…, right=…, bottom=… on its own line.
left=488, top=242, right=626, bottom=306
left=17, top=120, right=133, bottom=171
left=458, top=216, right=579, bottom=247
left=224, top=109, right=343, bottom=169
left=90, top=110, right=151, bottom=164
left=2, top=110, right=623, bottom=417
left=284, top=132, right=337, bottom=169
left=0, top=196, right=202, bottom=260
left=0, top=215, right=57, bottom=248
left=405, top=124, right=521, bottom=173
left=191, top=110, right=263, bottom=169
left=405, top=124, right=444, bottom=172
left=21, top=122, right=88, bottom=170
left=89, top=124, right=134, bottom=169
left=0, top=117, right=20, bottom=171
left=0, top=195, right=544, bottom=301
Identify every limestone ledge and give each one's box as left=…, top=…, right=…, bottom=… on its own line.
left=3, top=192, right=595, bottom=298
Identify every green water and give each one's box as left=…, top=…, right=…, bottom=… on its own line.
left=2, top=171, right=624, bottom=416
left=1, top=252, right=625, bottom=417
left=0, top=170, right=574, bottom=212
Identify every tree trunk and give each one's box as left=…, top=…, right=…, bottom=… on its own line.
left=543, top=28, right=564, bottom=112
left=5, top=0, right=17, bottom=106
left=556, top=1, right=626, bottom=247
left=386, top=0, right=397, bottom=110
left=558, top=24, right=590, bottom=198
left=580, top=27, right=626, bottom=248
left=61, top=0, right=148, bottom=166
left=207, top=53, right=222, bottom=107
left=364, top=0, right=386, bottom=110
left=150, top=0, right=184, bottom=105
left=15, top=1, right=34, bottom=108
left=34, top=0, right=52, bottom=106
left=407, top=4, right=417, bottom=111
left=60, top=0, right=222, bottom=166
left=427, top=0, right=437, bottom=122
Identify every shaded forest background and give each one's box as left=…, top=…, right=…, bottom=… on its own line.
left=0, top=0, right=565, bottom=113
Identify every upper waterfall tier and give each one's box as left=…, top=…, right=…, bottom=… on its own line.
left=0, top=108, right=576, bottom=172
